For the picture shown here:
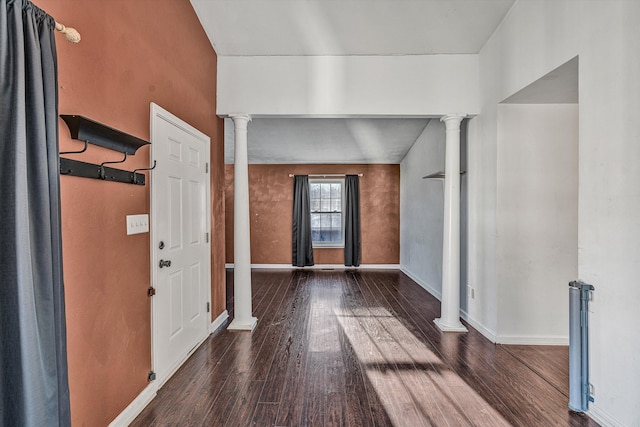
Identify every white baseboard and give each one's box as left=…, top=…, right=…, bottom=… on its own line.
left=400, top=266, right=442, bottom=300
left=400, top=267, right=566, bottom=346
left=588, top=404, right=625, bottom=427
left=247, top=263, right=290, bottom=269
left=350, top=264, right=400, bottom=270
left=109, top=312, right=229, bottom=427
left=400, top=267, right=500, bottom=342
left=108, top=382, right=158, bottom=427
left=460, top=309, right=497, bottom=343
left=210, top=310, right=229, bottom=334
left=225, top=263, right=400, bottom=270
left=496, top=334, right=569, bottom=345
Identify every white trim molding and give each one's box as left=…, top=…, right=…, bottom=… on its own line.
left=210, top=310, right=229, bottom=334
left=495, top=334, right=569, bottom=346
left=107, top=383, right=157, bottom=427
left=588, top=404, right=625, bottom=427
left=460, top=310, right=497, bottom=343
left=400, top=267, right=442, bottom=301
left=225, top=263, right=400, bottom=270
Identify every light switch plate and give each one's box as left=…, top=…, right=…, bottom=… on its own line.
left=127, top=214, right=149, bottom=235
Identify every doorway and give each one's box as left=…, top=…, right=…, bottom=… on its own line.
left=150, top=103, right=211, bottom=386
left=495, top=57, right=579, bottom=344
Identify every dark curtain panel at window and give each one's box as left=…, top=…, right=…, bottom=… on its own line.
left=292, top=175, right=314, bottom=267
left=344, top=175, right=361, bottom=267
left=0, top=1, right=71, bottom=426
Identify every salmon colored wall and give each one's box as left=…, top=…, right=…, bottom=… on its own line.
left=37, top=1, right=225, bottom=425
left=225, top=164, right=400, bottom=265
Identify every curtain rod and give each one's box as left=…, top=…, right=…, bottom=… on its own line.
left=55, top=21, right=81, bottom=43
left=288, top=173, right=363, bottom=178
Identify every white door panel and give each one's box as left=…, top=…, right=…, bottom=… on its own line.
left=151, top=104, right=211, bottom=387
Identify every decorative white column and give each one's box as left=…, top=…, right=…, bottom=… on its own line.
left=227, top=114, right=257, bottom=331
left=434, top=114, right=468, bottom=333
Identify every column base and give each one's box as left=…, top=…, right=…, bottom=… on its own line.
left=227, top=316, right=258, bottom=331
left=434, top=318, right=468, bottom=333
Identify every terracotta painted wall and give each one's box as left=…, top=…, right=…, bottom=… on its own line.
left=225, top=164, right=400, bottom=265
left=36, top=1, right=224, bottom=425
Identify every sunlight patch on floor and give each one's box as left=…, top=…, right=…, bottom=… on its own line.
left=335, top=305, right=511, bottom=426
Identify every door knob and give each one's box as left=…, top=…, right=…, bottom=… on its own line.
left=159, top=259, right=172, bottom=268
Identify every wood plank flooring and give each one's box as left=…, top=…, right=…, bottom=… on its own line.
left=131, top=269, right=599, bottom=427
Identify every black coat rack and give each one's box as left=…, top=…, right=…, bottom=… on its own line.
left=59, top=115, right=155, bottom=185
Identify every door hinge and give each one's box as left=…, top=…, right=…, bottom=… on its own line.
left=206, top=302, right=210, bottom=313
left=205, top=232, right=209, bottom=243
left=148, top=371, right=156, bottom=382
left=205, top=162, right=209, bottom=173
left=147, top=286, right=156, bottom=297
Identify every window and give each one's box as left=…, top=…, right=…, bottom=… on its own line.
left=309, top=179, right=344, bottom=247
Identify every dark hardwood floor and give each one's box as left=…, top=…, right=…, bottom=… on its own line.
left=131, top=269, right=599, bottom=427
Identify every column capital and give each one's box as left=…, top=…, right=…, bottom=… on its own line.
left=440, top=114, right=467, bottom=128
left=229, top=113, right=252, bottom=125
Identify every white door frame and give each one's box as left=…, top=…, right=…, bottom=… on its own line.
left=149, top=102, right=211, bottom=387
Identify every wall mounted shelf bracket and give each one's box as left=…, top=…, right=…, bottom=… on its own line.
left=60, top=157, right=150, bottom=185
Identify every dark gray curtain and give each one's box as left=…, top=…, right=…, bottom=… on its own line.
left=292, top=175, right=314, bottom=267
left=344, top=175, right=361, bottom=267
left=1, top=1, right=71, bottom=426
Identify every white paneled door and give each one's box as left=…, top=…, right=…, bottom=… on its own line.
left=150, top=103, right=211, bottom=387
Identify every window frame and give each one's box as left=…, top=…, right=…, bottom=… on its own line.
left=309, top=178, right=345, bottom=248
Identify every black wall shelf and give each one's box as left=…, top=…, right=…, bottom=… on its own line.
left=60, top=115, right=149, bottom=154
left=422, top=171, right=466, bottom=180
left=59, top=115, right=153, bottom=185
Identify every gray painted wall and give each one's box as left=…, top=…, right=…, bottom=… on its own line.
left=400, top=119, right=469, bottom=307
left=400, top=120, right=445, bottom=297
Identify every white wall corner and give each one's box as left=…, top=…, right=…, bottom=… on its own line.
left=210, top=309, right=229, bottom=334
left=107, top=383, right=158, bottom=427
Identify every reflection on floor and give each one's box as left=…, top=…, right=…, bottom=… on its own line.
left=132, top=269, right=599, bottom=427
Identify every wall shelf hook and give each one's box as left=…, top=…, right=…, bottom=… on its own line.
left=132, top=161, right=157, bottom=185
left=99, top=152, right=127, bottom=180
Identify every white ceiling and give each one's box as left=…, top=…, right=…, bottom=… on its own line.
left=225, top=118, right=430, bottom=164
left=192, top=0, right=515, bottom=164
left=191, top=0, right=515, bottom=56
